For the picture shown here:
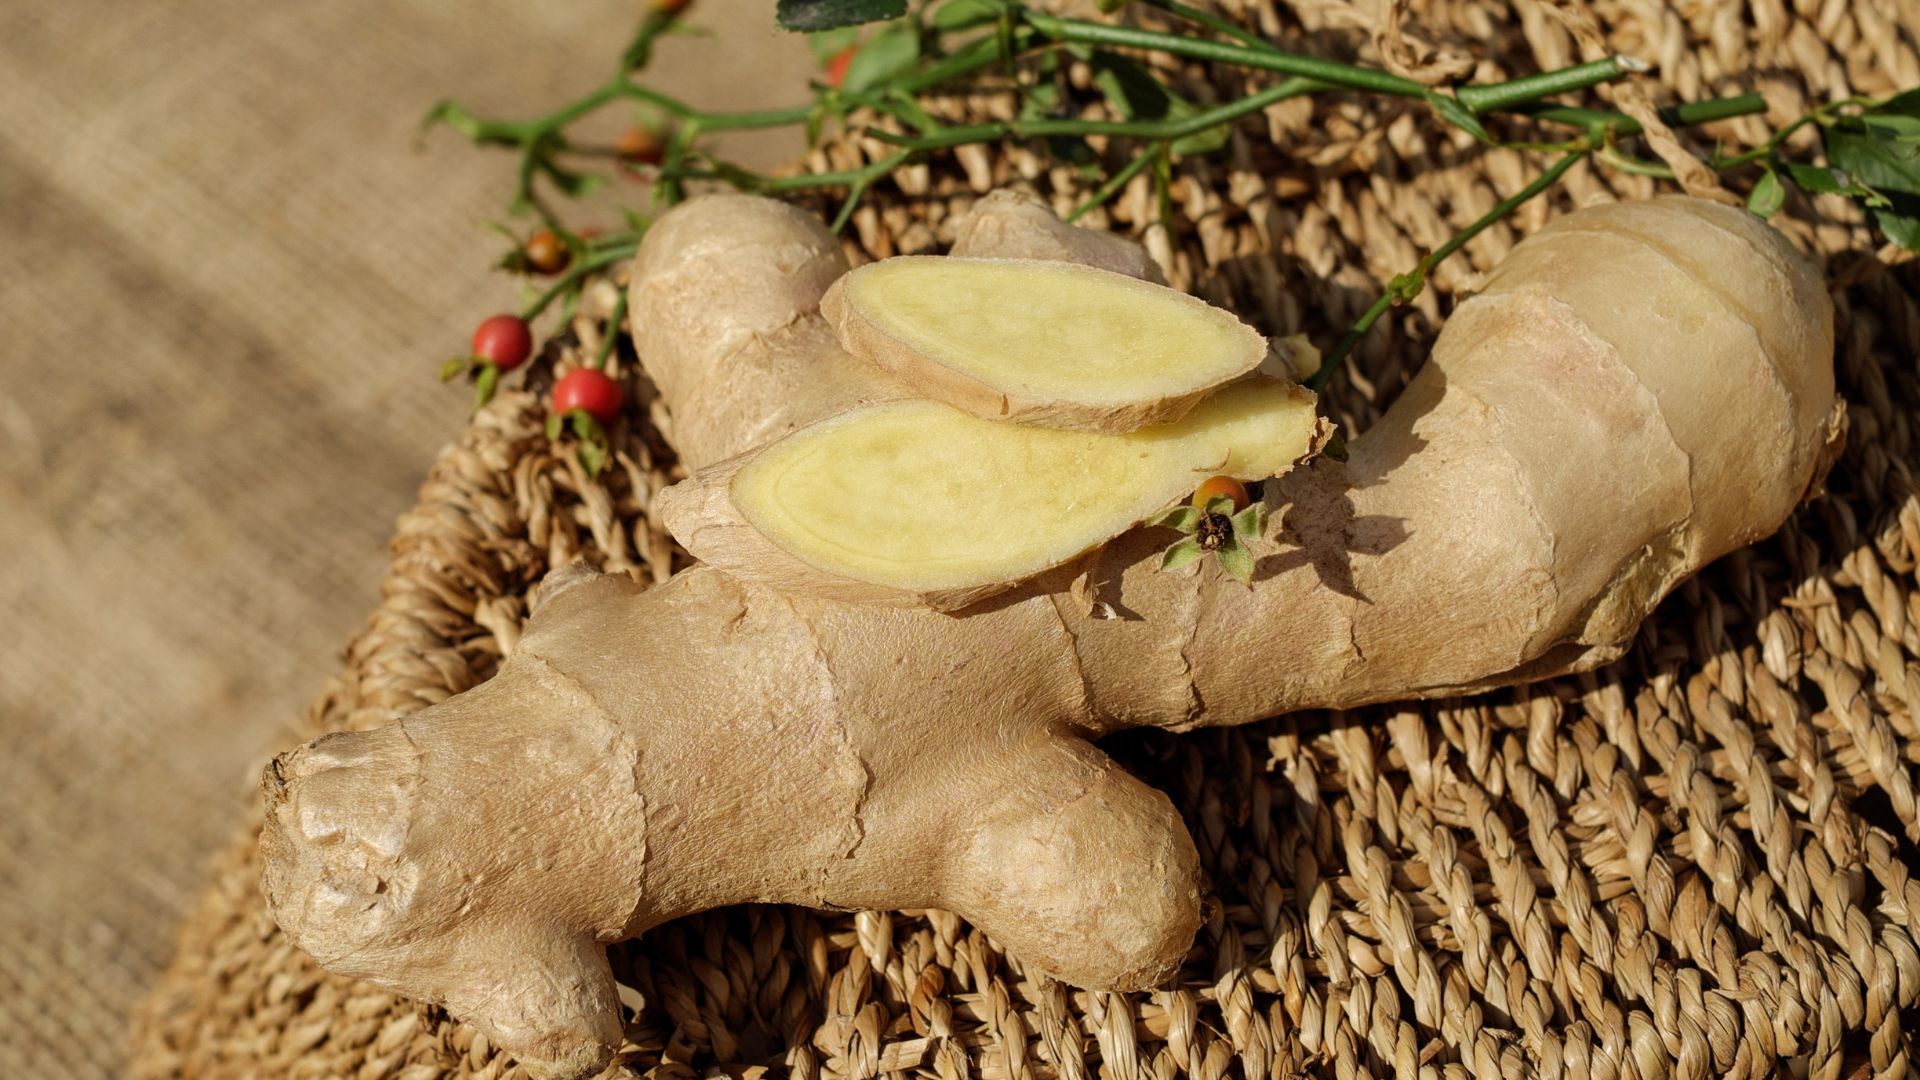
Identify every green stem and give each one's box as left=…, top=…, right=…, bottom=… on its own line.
left=1708, top=97, right=1869, bottom=169
left=1453, top=58, right=1638, bottom=114
left=522, top=244, right=640, bottom=322
left=662, top=150, right=918, bottom=231
left=895, top=28, right=1039, bottom=94
left=1512, top=91, right=1767, bottom=135
left=619, top=4, right=683, bottom=73
left=1307, top=149, right=1584, bottom=393
left=825, top=152, right=914, bottom=232
left=873, top=75, right=1316, bottom=149
left=1029, top=12, right=1645, bottom=121
left=1067, top=140, right=1164, bottom=221
left=1310, top=291, right=1393, bottom=394
left=1595, top=144, right=1675, bottom=178
left=592, top=290, right=629, bottom=370
left=618, top=82, right=815, bottom=129
left=1027, top=13, right=1432, bottom=98
left=1137, top=0, right=1269, bottom=49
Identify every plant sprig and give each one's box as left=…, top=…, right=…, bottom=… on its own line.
left=1149, top=494, right=1266, bottom=585
left=431, top=0, right=1919, bottom=420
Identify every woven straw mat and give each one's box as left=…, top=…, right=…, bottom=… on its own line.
left=131, top=1, right=1920, bottom=1077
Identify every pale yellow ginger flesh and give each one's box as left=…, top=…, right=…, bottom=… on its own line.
left=822, top=256, right=1266, bottom=431
left=728, top=380, right=1317, bottom=597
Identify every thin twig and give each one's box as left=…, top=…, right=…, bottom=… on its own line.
left=1307, top=149, right=1585, bottom=393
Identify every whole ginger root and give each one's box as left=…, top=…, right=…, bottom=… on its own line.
left=261, top=190, right=1836, bottom=1080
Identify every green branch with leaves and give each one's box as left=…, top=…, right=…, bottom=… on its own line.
left=427, top=0, right=1920, bottom=413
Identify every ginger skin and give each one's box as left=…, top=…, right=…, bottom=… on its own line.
left=260, top=192, right=1836, bottom=1080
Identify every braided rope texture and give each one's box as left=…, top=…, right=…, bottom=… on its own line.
left=131, top=1, right=1920, bottom=1076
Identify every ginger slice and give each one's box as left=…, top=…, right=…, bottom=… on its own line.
left=658, top=379, right=1321, bottom=609
left=821, top=257, right=1267, bottom=433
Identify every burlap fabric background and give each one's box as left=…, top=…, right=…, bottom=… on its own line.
left=23, top=0, right=1920, bottom=1076
left=0, top=2, right=808, bottom=1075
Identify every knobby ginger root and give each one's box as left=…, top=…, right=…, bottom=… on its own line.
left=261, top=191, right=1837, bottom=1080
left=821, top=256, right=1267, bottom=431
left=658, top=380, right=1321, bottom=608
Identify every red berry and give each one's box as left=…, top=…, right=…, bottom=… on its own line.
left=553, top=368, right=623, bottom=425
left=654, top=0, right=692, bottom=13
left=472, top=314, right=533, bottom=370
left=1191, top=475, right=1250, bottom=513
left=825, top=46, right=857, bottom=89
left=524, top=229, right=570, bottom=275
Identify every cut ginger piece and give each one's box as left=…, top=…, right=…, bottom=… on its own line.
left=820, top=256, right=1268, bottom=433
left=657, top=379, right=1322, bottom=610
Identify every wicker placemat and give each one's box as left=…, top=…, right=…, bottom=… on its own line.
left=131, top=1, right=1920, bottom=1076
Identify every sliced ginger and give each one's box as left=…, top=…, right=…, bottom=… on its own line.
left=821, top=257, right=1267, bottom=433
left=660, top=379, right=1320, bottom=608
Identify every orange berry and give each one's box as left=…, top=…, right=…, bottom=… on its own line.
left=524, top=229, right=570, bottom=275
left=616, top=126, right=664, bottom=166
left=1191, top=475, right=1250, bottom=513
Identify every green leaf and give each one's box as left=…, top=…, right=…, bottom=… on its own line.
left=440, top=357, right=472, bottom=382
left=1091, top=54, right=1172, bottom=122
left=473, top=362, right=500, bottom=412
left=1160, top=537, right=1205, bottom=571
left=1824, top=116, right=1920, bottom=250
left=1429, top=93, right=1492, bottom=144
left=1826, top=118, right=1920, bottom=197
left=1868, top=88, right=1920, bottom=122
left=1216, top=538, right=1254, bottom=584
left=1873, top=207, right=1920, bottom=251
left=1865, top=113, right=1920, bottom=140
left=805, top=26, right=859, bottom=63
left=885, top=89, right=940, bottom=134
left=1747, top=167, right=1785, bottom=218
left=579, top=440, right=608, bottom=476
left=1047, top=135, right=1099, bottom=166
left=1146, top=505, right=1202, bottom=532
left=1230, top=502, right=1266, bottom=539
left=1089, top=54, right=1228, bottom=156
left=1781, top=161, right=1886, bottom=204
left=1202, top=494, right=1237, bottom=516
left=545, top=414, right=564, bottom=441
left=1019, top=78, right=1060, bottom=121
left=1324, top=427, right=1350, bottom=463
left=842, top=21, right=919, bottom=93
left=1172, top=128, right=1227, bottom=158
left=567, top=409, right=608, bottom=443
left=1782, top=161, right=1844, bottom=195
left=931, top=0, right=1000, bottom=31
left=777, top=0, right=904, bottom=32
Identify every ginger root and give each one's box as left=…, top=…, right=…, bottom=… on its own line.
left=260, top=191, right=1836, bottom=1080
left=658, top=380, right=1320, bottom=608
left=821, top=256, right=1267, bottom=431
